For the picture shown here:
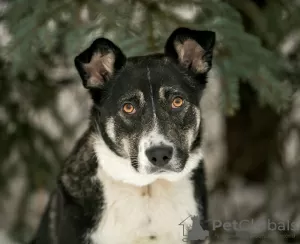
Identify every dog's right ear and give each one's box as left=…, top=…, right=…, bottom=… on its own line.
left=74, top=38, right=126, bottom=89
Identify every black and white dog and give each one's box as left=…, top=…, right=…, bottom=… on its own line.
left=30, top=27, right=215, bottom=244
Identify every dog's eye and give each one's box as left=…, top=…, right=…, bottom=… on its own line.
left=172, top=97, right=184, bottom=109
left=123, top=103, right=136, bottom=114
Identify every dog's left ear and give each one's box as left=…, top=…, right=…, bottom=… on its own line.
left=164, top=27, right=215, bottom=74
left=74, top=38, right=126, bottom=89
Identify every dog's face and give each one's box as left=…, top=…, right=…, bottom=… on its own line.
left=75, top=27, right=215, bottom=186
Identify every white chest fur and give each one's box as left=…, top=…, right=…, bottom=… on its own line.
left=90, top=170, right=198, bottom=244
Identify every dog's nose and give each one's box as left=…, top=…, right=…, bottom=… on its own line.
left=145, top=146, right=173, bottom=167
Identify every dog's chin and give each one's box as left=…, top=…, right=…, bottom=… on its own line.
left=145, top=164, right=185, bottom=174
left=135, top=160, right=189, bottom=183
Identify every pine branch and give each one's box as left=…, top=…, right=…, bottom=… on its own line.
left=7, top=0, right=73, bottom=52
left=146, top=8, right=156, bottom=51
left=137, top=0, right=190, bottom=26
left=227, top=0, right=276, bottom=49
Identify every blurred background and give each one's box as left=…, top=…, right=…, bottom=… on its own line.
left=0, top=0, right=300, bottom=243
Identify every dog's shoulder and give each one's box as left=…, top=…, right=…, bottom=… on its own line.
left=32, top=129, right=105, bottom=244
left=30, top=185, right=85, bottom=244
left=61, top=129, right=102, bottom=201
left=190, top=158, right=208, bottom=230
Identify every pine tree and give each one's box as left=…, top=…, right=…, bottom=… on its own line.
left=1, top=0, right=299, bottom=242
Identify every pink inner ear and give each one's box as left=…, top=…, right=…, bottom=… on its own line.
left=175, top=39, right=208, bottom=73
left=83, top=52, right=115, bottom=88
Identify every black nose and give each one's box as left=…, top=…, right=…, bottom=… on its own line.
left=145, top=146, right=173, bottom=167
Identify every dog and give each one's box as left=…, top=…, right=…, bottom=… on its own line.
left=30, top=27, right=215, bottom=244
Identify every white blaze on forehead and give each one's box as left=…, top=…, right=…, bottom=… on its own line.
left=106, top=117, right=116, bottom=142
left=145, top=66, right=162, bottom=146
left=147, top=66, right=156, bottom=117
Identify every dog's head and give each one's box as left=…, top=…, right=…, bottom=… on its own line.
left=74, top=27, right=215, bottom=186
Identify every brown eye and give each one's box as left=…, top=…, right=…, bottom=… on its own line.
left=123, top=103, right=136, bottom=114
left=172, top=97, right=184, bottom=109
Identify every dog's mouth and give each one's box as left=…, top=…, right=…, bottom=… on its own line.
left=131, top=158, right=184, bottom=174
left=131, top=155, right=187, bottom=175
left=147, top=163, right=184, bottom=174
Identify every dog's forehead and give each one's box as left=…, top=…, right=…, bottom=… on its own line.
left=113, top=56, right=186, bottom=93
left=104, top=54, right=200, bottom=107
left=127, top=56, right=175, bottom=82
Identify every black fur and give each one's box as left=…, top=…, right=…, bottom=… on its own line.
left=30, top=27, right=215, bottom=244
